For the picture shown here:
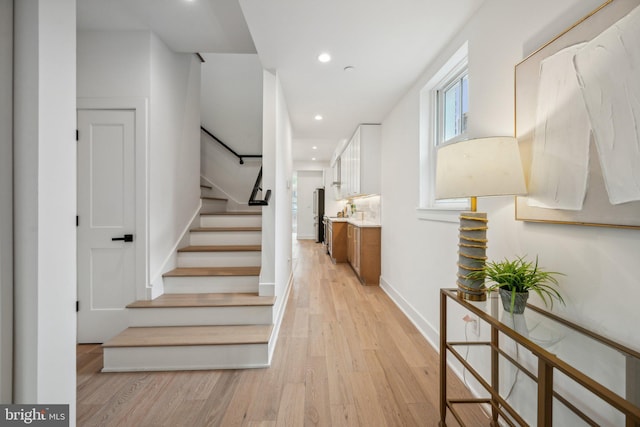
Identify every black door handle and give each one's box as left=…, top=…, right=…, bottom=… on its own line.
left=112, top=234, right=134, bottom=242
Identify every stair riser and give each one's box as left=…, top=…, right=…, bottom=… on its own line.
left=103, top=343, right=269, bottom=372
left=177, top=251, right=261, bottom=268
left=128, top=306, right=273, bottom=327
left=201, top=199, right=227, bottom=213
left=163, top=275, right=259, bottom=294
left=189, top=231, right=262, bottom=246
left=200, top=215, right=262, bottom=228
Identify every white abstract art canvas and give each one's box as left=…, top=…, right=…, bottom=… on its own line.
left=573, top=4, right=640, bottom=205
left=528, top=44, right=591, bottom=210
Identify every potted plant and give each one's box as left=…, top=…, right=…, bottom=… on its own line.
left=468, top=256, right=565, bottom=314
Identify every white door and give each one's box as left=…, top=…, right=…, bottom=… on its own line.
left=77, top=109, right=136, bottom=343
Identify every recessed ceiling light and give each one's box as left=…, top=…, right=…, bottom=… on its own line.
left=314, top=115, right=323, bottom=121
left=312, top=157, right=317, bottom=161
left=312, top=146, right=317, bottom=150
left=318, top=53, right=331, bottom=63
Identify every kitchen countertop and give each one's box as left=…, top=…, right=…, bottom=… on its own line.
left=325, top=217, right=381, bottom=228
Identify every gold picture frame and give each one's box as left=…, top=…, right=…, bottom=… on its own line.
left=515, top=0, right=640, bottom=229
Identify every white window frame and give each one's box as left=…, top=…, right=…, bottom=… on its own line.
left=417, top=42, right=470, bottom=222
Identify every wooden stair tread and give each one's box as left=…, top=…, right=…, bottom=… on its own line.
left=178, top=245, right=261, bottom=252
left=200, top=211, right=262, bottom=216
left=103, top=325, right=273, bottom=348
left=163, top=266, right=260, bottom=277
left=127, top=293, right=275, bottom=308
left=191, top=227, right=262, bottom=232
left=201, top=196, right=227, bottom=201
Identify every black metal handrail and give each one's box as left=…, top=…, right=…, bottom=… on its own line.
left=248, top=166, right=271, bottom=206
left=200, top=126, right=262, bottom=165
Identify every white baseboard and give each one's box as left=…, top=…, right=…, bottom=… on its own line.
left=295, top=234, right=315, bottom=240
left=259, top=281, right=275, bottom=297
left=267, top=271, right=294, bottom=365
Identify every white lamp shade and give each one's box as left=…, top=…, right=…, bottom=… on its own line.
left=435, top=136, right=527, bottom=199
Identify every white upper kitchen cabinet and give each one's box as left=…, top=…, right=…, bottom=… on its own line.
left=338, top=124, right=381, bottom=199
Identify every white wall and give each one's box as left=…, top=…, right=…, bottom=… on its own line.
left=296, top=171, right=323, bottom=240
left=148, top=34, right=201, bottom=289
left=380, top=0, right=639, bottom=423
left=0, top=0, right=12, bottom=404
left=274, top=73, right=293, bottom=300
left=322, top=167, right=346, bottom=217
left=259, top=70, right=276, bottom=294
left=201, top=53, right=263, bottom=206
left=77, top=31, right=150, bottom=98
left=14, top=0, right=77, bottom=420
left=259, top=70, right=293, bottom=330
left=201, top=53, right=262, bottom=153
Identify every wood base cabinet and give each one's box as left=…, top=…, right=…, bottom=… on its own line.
left=348, top=224, right=380, bottom=286
left=328, top=221, right=347, bottom=263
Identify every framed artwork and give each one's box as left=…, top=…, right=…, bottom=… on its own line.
left=515, top=0, right=640, bottom=229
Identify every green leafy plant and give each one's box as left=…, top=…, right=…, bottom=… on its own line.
left=468, top=256, right=565, bottom=312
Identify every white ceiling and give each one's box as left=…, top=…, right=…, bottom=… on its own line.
left=77, top=0, right=256, bottom=53
left=77, top=0, right=485, bottom=162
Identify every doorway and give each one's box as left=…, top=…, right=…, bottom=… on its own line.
left=295, top=170, right=324, bottom=240
left=76, top=98, right=148, bottom=343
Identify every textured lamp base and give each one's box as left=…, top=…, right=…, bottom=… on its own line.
left=456, top=211, right=488, bottom=301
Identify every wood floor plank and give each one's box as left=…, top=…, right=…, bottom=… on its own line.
left=330, top=403, right=359, bottom=426
left=275, top=383, right=305, bottom=426
left=192, top=370, right=242, bottom=426
left=349, top=371, right=389, bottom=426
left=243, top=367, right=283, bottom=423
left=77, top=240, right=488, bottom=426
left=323, top=321, right=355, bottom=406
left=291, top=307, right=309, bottom=338
left=218, top=368, right=263, bottom=426
left=307, top=314, right=326, bottom=358
left=304, top=356, right=331, bottom=427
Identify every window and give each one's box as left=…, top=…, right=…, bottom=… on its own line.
left=440, top=73, right=468, bottom=144
left=418, top=42, right=470, bottom=221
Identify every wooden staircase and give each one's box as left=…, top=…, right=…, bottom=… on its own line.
left=102, top=188, right=273, bottom=372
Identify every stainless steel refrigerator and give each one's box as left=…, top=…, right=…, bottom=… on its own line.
left=313, top=188, right=325, bottom=243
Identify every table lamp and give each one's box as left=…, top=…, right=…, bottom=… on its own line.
left=435, top=136, right=527, bottom=301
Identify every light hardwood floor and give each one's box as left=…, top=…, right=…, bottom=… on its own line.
left=77, top=240, right=488, bottom=426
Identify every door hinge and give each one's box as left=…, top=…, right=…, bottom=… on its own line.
left=76, top=129, right=79, bottom=141
left=76, top=301, right=79, bottom=312
left=76, top=215, right=79, bottom=227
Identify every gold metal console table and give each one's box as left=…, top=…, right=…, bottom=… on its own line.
left=440, top=288, right=640, bottom=426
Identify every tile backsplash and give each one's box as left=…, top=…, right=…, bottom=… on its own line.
left=351, top=195, right=381, bottom=223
